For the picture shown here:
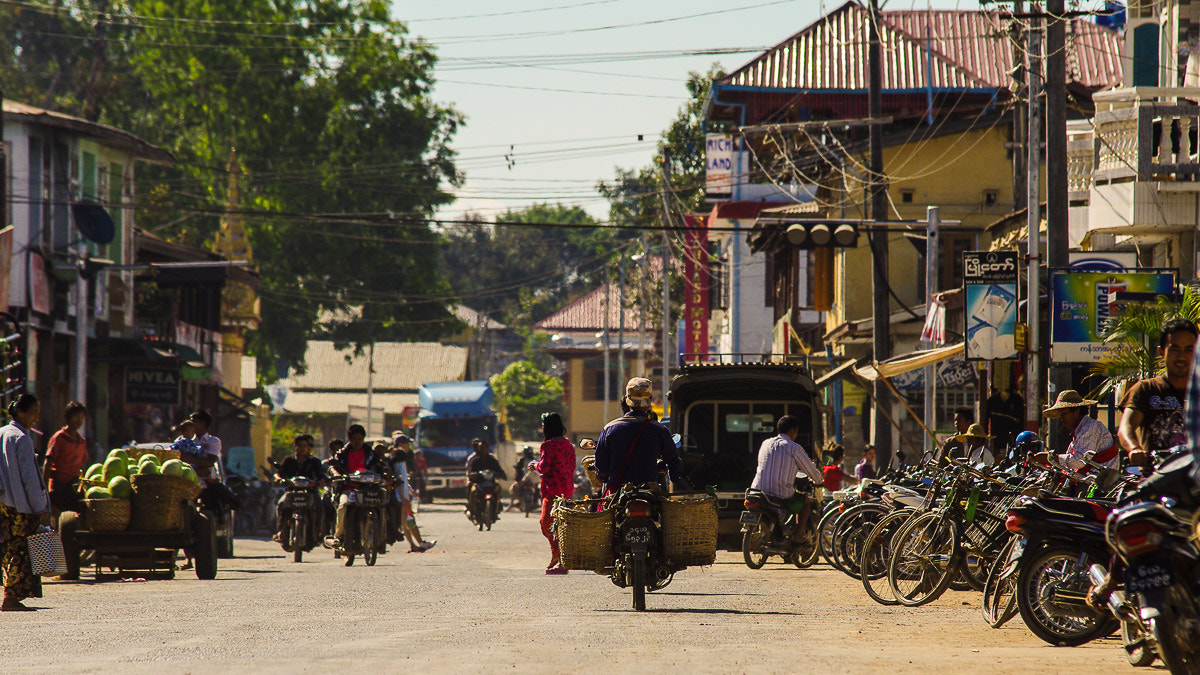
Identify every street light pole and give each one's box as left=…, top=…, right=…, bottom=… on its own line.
left=74, top=245, right=89, bottom=405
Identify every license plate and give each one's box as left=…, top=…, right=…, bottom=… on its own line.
left=291, top=495, right=310, bottom=507
left=1125, top=560, right=1175, bottom=594
left=739, top=511, right=762, bottom=525
left=625, top=527, right=651, bottom=545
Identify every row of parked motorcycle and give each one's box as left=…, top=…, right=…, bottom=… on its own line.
left=740, top=439, right=1200, bottom=673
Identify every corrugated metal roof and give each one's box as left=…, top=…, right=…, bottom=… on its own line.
left=3, top=99, right=175, bottom=164
left=720, top=2, right=1121, bottom=92
left=282, top=341, right=467, bottom=392
left=533, top=282, right=645, bottom=332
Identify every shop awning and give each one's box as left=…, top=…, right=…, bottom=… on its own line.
left=854, top=342, right=965, bottom=382
left=814, top=359, right=859, bottom=389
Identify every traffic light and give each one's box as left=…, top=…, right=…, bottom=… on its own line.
left=785, top=221, right=859, bottom=248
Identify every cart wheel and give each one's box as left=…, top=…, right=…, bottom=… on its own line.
left=58, top=511, right=81, bottom=580
left=193, top=511, right=218, bottom=580
left=216, top=508, right=235, bottom=559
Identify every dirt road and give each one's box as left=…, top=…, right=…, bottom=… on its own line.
left=3, top=503, right=1134, bottom=673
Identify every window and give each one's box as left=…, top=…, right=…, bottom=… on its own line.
left=901, top=189, right=915, bottom=204
left=724, top=413, right=775, bottom=433
left=81, top=151, right=97, bottom=201
left=585, top=367, right=620, bottom=401
left=983, top=190, right=999, bottom=207
left=108, top=163, right=124, bottom=263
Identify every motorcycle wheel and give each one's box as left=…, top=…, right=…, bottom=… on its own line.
left=742, top=521, right=769, bottom=569
left=292, top=517, right=304, bottom=563
left=364, top=515, right=378, bottom=567
left=982, top=537, right=1019, bottom=629
left=1148, top=586, right=1200, bottom=674
left=629, top=554, right=647, bottom=611
left=888, top=511, right=959, bottom=607
left=793, top=519, right=821, bottom=569
left=860, top=508, right=914, bottom=607
left=1015, top=546, right=1116, bottom=646
left=1121, top=618, right=1157, bottom=668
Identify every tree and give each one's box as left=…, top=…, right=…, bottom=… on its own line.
left=1090, top=287, right=1200, bottom=397
left=490, top=360, right=565, bottom=440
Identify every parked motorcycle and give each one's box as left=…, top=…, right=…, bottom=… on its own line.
left=331, top=471, right=390, bottom=566
left=277, top=475, right=323, bottom=563
left=740, top=477, right=821, bottom=570
left=467, top=470, right=501, bottom=530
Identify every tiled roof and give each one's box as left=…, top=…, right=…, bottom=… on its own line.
left=533, top=283, right=646, bottom=332
left=282, top=341, right=467, bottom=392
left=279, top=391, right=417, bottom=415
left=719, top=3, right=1121, bottom=92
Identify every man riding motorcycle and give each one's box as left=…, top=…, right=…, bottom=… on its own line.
left=325, top=424, right=389, bottom=548
left=594, top=378, right=687, bottom=493
left=748, top=414, right=822, bottom=541
left=1118, top=318, right=1197, bottom=471
left=465, top=439, right=507, bottom=522
left=507, top=445, right=537, bottom=511
left=273, top=434, right=324, bottom=543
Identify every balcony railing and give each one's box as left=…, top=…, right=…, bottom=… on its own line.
left=1093, top=88, right=1200, bottom=183
left=1067, top=123, right=1094, bottom=200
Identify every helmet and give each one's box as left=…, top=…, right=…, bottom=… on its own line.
left=1014, top=430, right=1040, bottom=447
left=521, top=445, right=534, bottom=455
left=1011, top=430, right=1042, bottom=461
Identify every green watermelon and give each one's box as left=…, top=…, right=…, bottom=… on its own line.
left=108, top=476, right=133, bottom=499
left=107, top=448, right=130, bottom=465
left=161, top=459, right=185, bottom=477
left=84, top=463, right=103, bottom=480
left=102, top=456, right=127, bottom=483
left=138, top=453, right=160, bottom=467
left=85, top=486, right=111, bottom=500
left=180, top=464, right=198, bottom=485
left=137, top=461, right=160, bottom=475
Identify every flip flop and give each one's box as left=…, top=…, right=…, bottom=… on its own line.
left=545, top=566, right=568, bottom=575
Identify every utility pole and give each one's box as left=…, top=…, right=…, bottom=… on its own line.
left=1025, top=14, right=1044, bottom=434
left=658, top=150, right=674, bottom=419
left=366, top=342, right=375, bottom=436
left=868, top=0, right=892, bottom=469
left=923, top=206, right=939, bottom=456
left=618, top=256, right=626, bottom=387
left=637, top=232, right=647, bottom=376
left=603, top=276, right=611, bottom=422
left=1045, top=0, right=1070, bottom=446
left=1010, top=1, right=1027, bottom=212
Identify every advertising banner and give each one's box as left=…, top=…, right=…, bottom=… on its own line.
left=682, top=214, right=709, bottom=362
left=125, top=366, right=180, bottom=405
left=1050, top=271, right=1176, bottom=363
left=963, top=251, right=1019, bottom=361
left=704, top=133, right=733, bottom=201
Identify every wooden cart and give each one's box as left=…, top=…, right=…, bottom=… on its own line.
left=56, top=508, right=218, bottom=581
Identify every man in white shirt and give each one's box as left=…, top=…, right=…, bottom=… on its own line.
left=189, top=409, right=238, bottom=524
left=1043, top=390, right=1118, bottom=471
left=750, top=415, right=822, bottom=515
left=956, top=424, right=996, bottom=468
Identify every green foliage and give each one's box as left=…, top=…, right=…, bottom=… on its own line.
left=1090, top=286, right=1200, bottom=396
left=490, top=360, right=565, bottom=440
left=270, top=418, right=312, bottom=461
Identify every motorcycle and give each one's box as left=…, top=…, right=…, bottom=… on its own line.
left=277, top=475, right=323, bottom=563
left=1106, top=452, right=1200, bottom=673
left=467, top=470, right=500, bottom=530
left=330, top=471, right=390, bottom=566
left=740, top=476, right=822, bottom=570
left=518, top=474, right=541, bottom=518
left=608, top=485, right=677, bottom=611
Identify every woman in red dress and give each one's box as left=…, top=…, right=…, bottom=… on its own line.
left=532, top=412, right=574, bottom=574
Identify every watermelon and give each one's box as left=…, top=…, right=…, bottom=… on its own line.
left=108, top=476, right=133, bottom=499
left=85, top=486, right=111, bottom=500
left=138, top=453, right=160, bottom=467
left=180, top=464, right=198, bottom=485
left=137, top=461, right=160, bottom=475
left=161, top=459, right=185, bottom=477
left=102, top=456, right=127, bottom=483
left=84, top=463, right=103, bottom=480
left=107, top=448, right=130, bottom=465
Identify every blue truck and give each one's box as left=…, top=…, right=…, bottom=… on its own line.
left=415, top=380, right=510, bottom=495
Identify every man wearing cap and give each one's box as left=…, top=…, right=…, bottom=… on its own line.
left=595, top=378, right=686, bottom=492
left=1043, top=390, right=1117, bottom=472
left=956, top=424, right=996, bottom=467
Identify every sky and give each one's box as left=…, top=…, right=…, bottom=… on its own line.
left=394, top=0, right=992, bottom=221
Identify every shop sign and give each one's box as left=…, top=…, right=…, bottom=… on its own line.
left=963, top=251, right=1019, bottom=361
left=705, top=133, right=733, bottom=201
left=126, top=366, right=180, bottom=405
left=1050, top=271, right=1175, bottom=363
left=682, top=214, right=709, bottom=362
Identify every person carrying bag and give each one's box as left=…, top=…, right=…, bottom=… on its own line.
left=0, top=394, right=52, bottom=611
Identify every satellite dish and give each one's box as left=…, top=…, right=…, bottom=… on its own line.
left=71, top=202, right=116, bottom=245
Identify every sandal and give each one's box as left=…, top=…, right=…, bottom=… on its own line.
left=545, top=566, right=568, bottom=575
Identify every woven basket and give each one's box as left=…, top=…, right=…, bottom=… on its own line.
left=77, top=477, right=107, bottom=494
left=127, top=445, right=182, bottom=463
left=553, top=498, right=613, bottom=571
left=129, top=474, right=200, bottom=532
left=84, top=498, right=131, bottom=532
left=661, top=494, right=719, bottom=567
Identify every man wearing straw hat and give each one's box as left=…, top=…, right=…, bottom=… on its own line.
left=954, top=424, right=995, bottom=467
left=595, top=378, right=686, bottom=493
left=1042, top=390, right=1118, bottom=472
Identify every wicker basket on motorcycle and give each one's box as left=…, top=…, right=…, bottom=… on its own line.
left=83, top=498, right=131, bottom=532
left=661, top=494, right=718, bottom=566
left=126, top=445, right=182, bottom=464
left=553, top=498, right=613, bottom=571
left=129, top=474, right=200, bottom=531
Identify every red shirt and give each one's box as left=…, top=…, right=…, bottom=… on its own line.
left=346, top=448, right=368, bottom=473
left=534, top=438, right=576, bottom=500
left=823, top=465, right=848, bottom=492
left=46, top=427, right=88, bottom=492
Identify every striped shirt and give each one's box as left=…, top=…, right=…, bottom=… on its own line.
left=750, top=434, right=822, bottom=499
left=1059, top=415, right=1116, bottom=471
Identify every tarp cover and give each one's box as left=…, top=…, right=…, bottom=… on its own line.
left=855, top=342, right=965, bottom=382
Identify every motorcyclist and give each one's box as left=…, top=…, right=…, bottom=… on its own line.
left=465, top=438, right=507, bottom=522
left=749, top=414, right=822, bottom=543
left=1117, top=318, right=1197, bottom=471
left=507, top=445, right=537, bottom=511
left=325, top=424, right=388, bottom=549
left=594, top=378, right=687, bottom=493
left=272, top=434, right=324, bottom=543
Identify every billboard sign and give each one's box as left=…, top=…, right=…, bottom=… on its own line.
left=682, top=214, right=709, bottom=362
left=704, top=133, right=733, bottom=201
left=963, top=251, right=1019, bottom=361
left=1050, top=271, right=1176, bottom=363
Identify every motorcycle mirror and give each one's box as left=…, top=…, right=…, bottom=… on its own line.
left=672, top=434, right=681, bottom=446
left=579, top=438, right=597, bottom=450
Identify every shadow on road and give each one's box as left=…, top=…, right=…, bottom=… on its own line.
left=596, top=607, right=802, bottom=616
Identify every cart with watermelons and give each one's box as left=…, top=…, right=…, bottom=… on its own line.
left=58, top=447, right=217, bottom=581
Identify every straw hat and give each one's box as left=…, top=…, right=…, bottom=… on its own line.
left=623, top=377, right=653, bottom=409
left=1042, top=390, right=1098, bottom=418
left=955, top=423, right=992, bottom=443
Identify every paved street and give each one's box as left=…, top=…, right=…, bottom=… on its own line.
left=5, top=502, right=1133, bottom=674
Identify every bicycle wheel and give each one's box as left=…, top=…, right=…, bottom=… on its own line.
left=982, top=536, right=1019, bottom=628
left=817, top=505, right=844, bottom=566
left=888, top=511, right=959, bottom=607
left=831, top=503, right=888, bottom=580
left=860, top=508, right=914, bottom=606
